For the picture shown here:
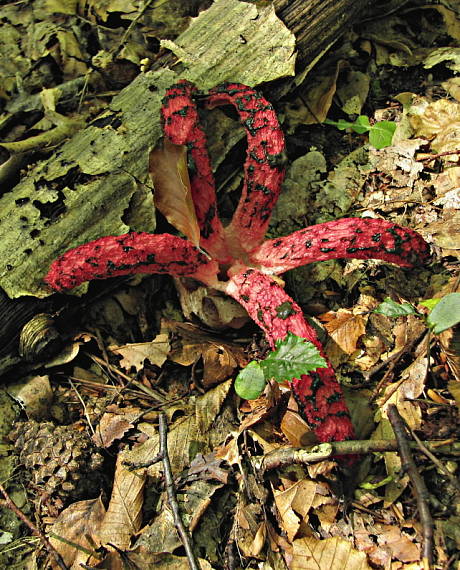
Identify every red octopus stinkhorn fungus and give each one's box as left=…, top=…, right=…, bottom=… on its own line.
left=45, top=80, right=430, bottom=445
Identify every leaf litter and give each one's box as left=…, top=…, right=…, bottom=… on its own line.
left=0, top=0, right=459, bottom=569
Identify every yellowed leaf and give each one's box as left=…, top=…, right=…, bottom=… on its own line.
left=98, top=453, right=146, bottom=550
left=292, top=536, right=370, bottom=569
left=149, top=139, right=200, bottom=246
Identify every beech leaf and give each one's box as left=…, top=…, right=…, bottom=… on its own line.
left=261, top=333, right=327, bottom=381
left=234, top=334, right=327, bottom=401
left=149, top=138, right=200, bottom=246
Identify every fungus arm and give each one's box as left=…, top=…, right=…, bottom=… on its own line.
left=45, top=233, right=219, bottom=292
left=205, top=83, right=286, bottom=253
left=161, top=81, right=228, bottom=261
left=226, top=268, right=355, bottom=443
left=250, top=218, right=430, bottom=274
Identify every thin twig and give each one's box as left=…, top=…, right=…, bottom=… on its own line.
left=0, top=483, right=68, bottom=570
left=159, top=412, right=200, bottom=570
left=387, top=405, right=434, bottom=568
left=124, top=413, right=200, bottom=570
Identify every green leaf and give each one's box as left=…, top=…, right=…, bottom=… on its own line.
left=234, top=361, right=266, bottom=400
left=351, top=115, right=371, bottom=134
left=259, top=332, right=327, bottom=382
left=427, top=293, right=460, bottom=334
left=419, top=298, right=441, bottom=311
left=374, top=297, right=417, bottom=317
left=369, top=120, right=396, bottom=149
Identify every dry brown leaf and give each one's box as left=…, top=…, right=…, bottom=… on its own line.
left=315, top=502, right=340, bottom=532
left=250, top=522, right=267, bottom=557
left=167, top=321, right=245, bottom=386
left=285, top=59, right=346, bottom=130
left=377, top=352, right=427, bottom=432
left=236, top=500, right=265, bottom=558
left=375, top=524, right=420, bottom=562
left=149, top=139, right=200, bottom=246
left=188, top=452, right=229, bottom=484
left=409, top=98, right=460, bottom=154
left=439, top=326, right=460, bottom=381
left=424, top=209, right=460, bottom=255
left=92, top=407, right=140, bottom=448
left=124, top=379, right=237, bottom=480
left=320, top=309, right=367, bottom=366
left=98, top=453, right=146, bottom=550
left=214, top=433, right=240, bottom=464
left=106, top=549, right=213, bottom=569
left=292, top=535, right=370, bottom=569
left=273, top=480, right=318, bottom=541
left=109, top=333, right=170, bottom=371
left=196, top=379, right=233, bottom=434
left=202, top=344, right=239, bottom=388
left=174, top=278, right=250, bottom=330
left=281, top=405, right=316, bottom=447
left=390, top=314, right=426, bottom=357
left=49, top=497, right=106, bottom=569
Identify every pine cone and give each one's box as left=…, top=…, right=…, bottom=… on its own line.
left=10, top=420, right=104, bottom=516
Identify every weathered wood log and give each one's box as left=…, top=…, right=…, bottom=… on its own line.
left=0, top=0, right=370, bottom=375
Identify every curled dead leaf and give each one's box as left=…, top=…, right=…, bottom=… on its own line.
left=149, top=139, right=200, bottom=246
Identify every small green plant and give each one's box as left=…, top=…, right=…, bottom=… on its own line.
left=234, top=333, right=327, bottom=400
left=324, top=116, right=396, bottom=149
left=374, top=293, right=460, bottom=334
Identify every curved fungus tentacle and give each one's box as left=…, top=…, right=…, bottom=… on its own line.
left=45, top=233, right=219, bottom=291
left=226, top=268, right=355, bottom=443
left=250, top=217, right=430, bottom=274
left=161, top=80, right=228, bottom=261
left=205, top=83, right=286, bottom=253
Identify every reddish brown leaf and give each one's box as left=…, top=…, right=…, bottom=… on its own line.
left=149, top=138, right=200, bottom=247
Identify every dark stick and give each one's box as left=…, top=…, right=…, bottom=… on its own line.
left=0, top=483, right=68, bottom=570
left=387, top=405, right=434, bottom=567
left=158, top=412, right=200, bottom=570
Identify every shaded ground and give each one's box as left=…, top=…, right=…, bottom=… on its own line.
left=0, top=1, right=459, bottom=569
